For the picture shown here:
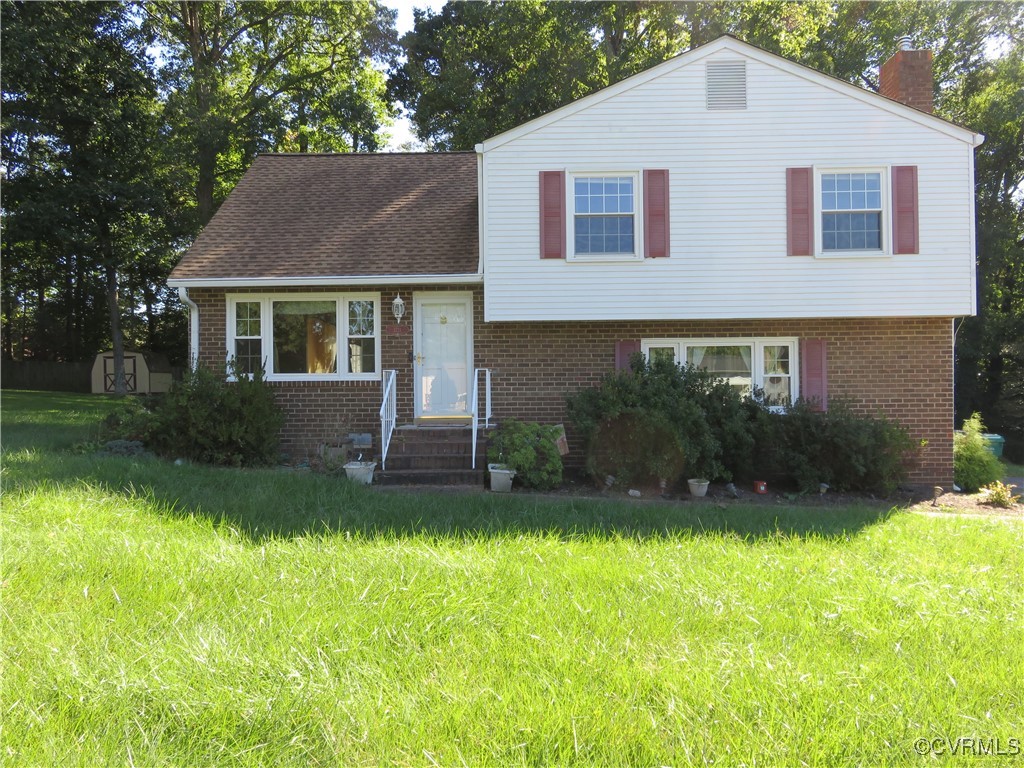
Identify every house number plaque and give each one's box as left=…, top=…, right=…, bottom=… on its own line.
left=440, top=315, right=448, bottom=325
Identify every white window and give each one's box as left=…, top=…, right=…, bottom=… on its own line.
left=569, top=172, right=642, bottom=260
left=232, top=300, right=263, bottom=376
left=641, top=338, right=798, bottom=410
left=816, top=168, right=888, bottom=255
left=226, top=293, right=380, bottom=381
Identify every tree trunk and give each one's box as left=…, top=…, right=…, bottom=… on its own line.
left=100, top=222, right=127, bottom=396
left=298, top=98, right=309, bottom=153
left=143, top=284, right=157, bottom=348
left=183, top=1, right=218, bottom=223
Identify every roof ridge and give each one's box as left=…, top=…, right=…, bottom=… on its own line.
left=256, top=151, right=477, bottom=158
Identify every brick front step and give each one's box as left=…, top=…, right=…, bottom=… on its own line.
left=374, top=469, right=486, bottom=486
left=381, top=453, right=484, bottom=471
left=375, top=425, right=492, bottom=484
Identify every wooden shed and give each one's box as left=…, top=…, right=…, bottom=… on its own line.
left=91, top=350, right=174, bottom=394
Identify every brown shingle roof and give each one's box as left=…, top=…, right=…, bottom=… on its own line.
left=169, top=153, right=479, bottom=282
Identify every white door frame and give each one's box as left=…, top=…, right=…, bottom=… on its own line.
left=413, top=292, right=474, bottom=419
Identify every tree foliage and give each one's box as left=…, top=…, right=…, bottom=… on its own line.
left=1, top=1, right=177, bottom=388
left=1, top=0, right=399, bottom=374
left=144, top=0, right=398, bottom=224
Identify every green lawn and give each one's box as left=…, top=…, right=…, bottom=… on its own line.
left=3, top=391, right=1022, bottom=766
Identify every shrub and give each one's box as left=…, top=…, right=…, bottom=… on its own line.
left=487, top=419, right=563, bottom=490
left=566, top=355, right=915, bottom=493
left=103, top=364, right=283, bottom=467
left=980, top=481, right=1021, bottom=508
left=954, top=413, right=1003, bottom=492
left=567, top=355, right=762, bottom=485
left=102, top=395, right=161, bottom=443
left=764, top=400, right=915, bottom=493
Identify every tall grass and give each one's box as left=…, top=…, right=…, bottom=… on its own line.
left=3, top=391, right=1022, bottom=766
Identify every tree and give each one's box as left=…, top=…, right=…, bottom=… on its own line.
left=951, top=42, right=1024, bottom=456
left=392, top=1, right=837, bottom=150
left=1, top=1, right=173, bottom=392
left=145, top=1, right=398, bottom=224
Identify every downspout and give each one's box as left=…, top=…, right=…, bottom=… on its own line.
left=177, top=286, right=199, bottom=369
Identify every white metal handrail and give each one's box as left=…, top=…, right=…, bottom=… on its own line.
left=470, top=368, right=492, bottom=469
left=379, top=369, right=397, bottom=470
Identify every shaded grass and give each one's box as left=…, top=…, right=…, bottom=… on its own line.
left=3, top=391, right=1023, bottom=766
left=1, top=389, right=121, bottom=452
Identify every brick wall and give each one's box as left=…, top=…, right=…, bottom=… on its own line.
left=188, top=285, right=955, bottom=484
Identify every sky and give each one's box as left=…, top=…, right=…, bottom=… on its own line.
left=384, top=0, right=446, bottom=150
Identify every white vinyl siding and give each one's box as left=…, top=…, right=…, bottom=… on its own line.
left=226, top=293, right=381, bottom=381
left=481, top=47, right=976, bottom=322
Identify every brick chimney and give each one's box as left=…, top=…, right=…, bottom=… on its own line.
left=879, top=36, right=933, bottom=113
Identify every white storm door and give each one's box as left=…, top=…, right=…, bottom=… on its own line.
left=414, top=294, right=472, bottom=418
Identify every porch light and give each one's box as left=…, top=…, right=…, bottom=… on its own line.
left=392, top=294, right=406, bottom=323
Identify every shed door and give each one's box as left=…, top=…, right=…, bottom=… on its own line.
left=104, top=354, right=138, bottom=393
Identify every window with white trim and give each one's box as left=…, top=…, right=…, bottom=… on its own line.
left=232, top=300, right=263, bottom=376
left=641, top=338, right=798, bottom=409
left=817, top=168, right=887, bottom=255
left=570, top=173, right=641, bottom=259
left=226, top=293, right=380, bottom=381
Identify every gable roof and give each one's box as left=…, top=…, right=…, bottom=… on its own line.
left=476, top=35, right=983, bottom=152
left=168, top=153, right=480, bottom=287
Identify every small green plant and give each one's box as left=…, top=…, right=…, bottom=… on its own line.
left=980, top=481, right=1021, bottom=508
left=954, top=413, right=1003, bottom=492
left=487, top=419, right=563, bottom=490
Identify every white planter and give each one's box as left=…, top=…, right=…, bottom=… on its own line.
left=488, top=464, right=516, bottom=493
left=344, top=460, right=377, bottom=485
left=688, top=479, right=710, bottom=497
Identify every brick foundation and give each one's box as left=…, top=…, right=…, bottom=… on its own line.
left=188, top=286, right=955, bottom=485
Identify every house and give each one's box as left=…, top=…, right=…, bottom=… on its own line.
left=167, top=35, right=983, bottom=486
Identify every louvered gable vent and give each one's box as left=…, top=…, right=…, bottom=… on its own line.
left=706, top=60, right=747, bottom=110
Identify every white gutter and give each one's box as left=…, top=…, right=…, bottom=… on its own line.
left=177, top=286, right=199, bottom=369
left=166, top=273, right=483, bottom=289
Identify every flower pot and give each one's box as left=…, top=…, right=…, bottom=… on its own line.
left=343, top=460, right=377, bottom=485
left=488, top=463, right=516, bottom=493
left=688, top=478, right=710, bottom=497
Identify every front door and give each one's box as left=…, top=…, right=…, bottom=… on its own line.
left=414, top=294, right=472, bottom=419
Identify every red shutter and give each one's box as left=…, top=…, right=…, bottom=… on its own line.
left=800, top=338, right=829, bottom=412
left=892, top=165, right=919, bottom=254
left=643, top=169, right=670, bottom=258
left=539, top=171, right=566, bottom=259
left=787, top=167, right=813, bottom=256
left=615, top=340, right=641, bottom=372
